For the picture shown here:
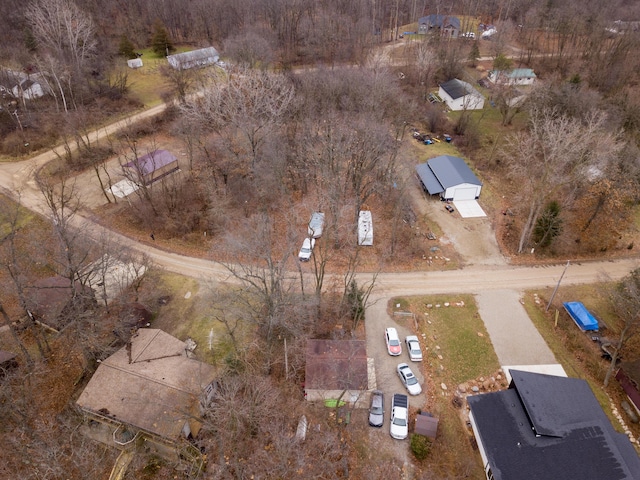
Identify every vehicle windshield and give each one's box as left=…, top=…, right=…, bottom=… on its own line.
left=371, top=406, right=383, bottom=415
left=393, top=417, right=407, bottom=427
left=389, top=339, right=400, bottom=346
left=406, top=376, right=418, bottom=385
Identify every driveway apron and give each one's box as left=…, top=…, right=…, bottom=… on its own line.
left=475, top=289, right=556, bottom=366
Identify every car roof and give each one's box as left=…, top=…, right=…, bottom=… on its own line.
left=386, top=327, right=399, bottom=338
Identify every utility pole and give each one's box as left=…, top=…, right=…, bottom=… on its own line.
left=546, top=260, right=570, bottom=312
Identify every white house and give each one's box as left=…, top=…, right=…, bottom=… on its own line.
left=488, top=68, right=536, bottom=86
left=438, top=79, right=485, bottom=111
left=416, top=155, right=482, bottom=201
left=0, top=69, right=49, bottom=100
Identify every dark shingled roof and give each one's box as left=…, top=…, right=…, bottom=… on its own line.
left=439, top=78, right=480, bottom=100
left=468, top=370, right=640, bottom=480
left=418, top=14, right=461, bottom=30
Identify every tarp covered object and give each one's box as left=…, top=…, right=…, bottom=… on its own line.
left=563, top=302, right=599, bottom=331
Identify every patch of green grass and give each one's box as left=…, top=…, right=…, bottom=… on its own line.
left=395, top=294, right=491, bottom=479
left=400, top=294, right=500, bottom=384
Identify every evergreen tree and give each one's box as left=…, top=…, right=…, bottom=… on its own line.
left=150, top=20, right=174, bottom=57
left=533, top=201, right=562, bottom=247
left=493, top=53, right=513, bottom=72
left=118, top=35, right=136, bottom=59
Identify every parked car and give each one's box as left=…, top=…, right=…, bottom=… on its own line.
left=308, top=212, right=325, bottom=238
left=390, top=393, right=409, bottom=440
left=385, top=327, right=402, bottom=356
left=298, top=237, right=316, bottom=262
left=445, top=204, right=455, bottom=213
left=405, top=335, right=423, bottom=362
left=368, top=390, right=384, bottom=427
left=461, top=31, right=475, bottom=38
left=397, top=363, right=422, bottom=395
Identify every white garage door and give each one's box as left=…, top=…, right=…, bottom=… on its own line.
left=452, top=187, right=477, bottom=201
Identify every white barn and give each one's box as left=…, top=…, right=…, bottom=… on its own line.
left=438, top=79, right=485, bottom=111
left=167, top=47, right=220, bottom=70
left=416, top=155, right=482, bottom=201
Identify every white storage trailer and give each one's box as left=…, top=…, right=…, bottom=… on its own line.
left=358, top=211, right=373, bottom=246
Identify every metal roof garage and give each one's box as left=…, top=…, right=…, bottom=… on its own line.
left=416, top=155, right=482, bottom=201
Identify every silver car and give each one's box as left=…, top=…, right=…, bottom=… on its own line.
left=397, top=363, right=422, bottom=395
left=368, top=390, right=384, bottom=427
left=405, top=335, right=423, bottom=362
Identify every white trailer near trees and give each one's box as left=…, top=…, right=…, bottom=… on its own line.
left=358, top=210, right=373, bottom=246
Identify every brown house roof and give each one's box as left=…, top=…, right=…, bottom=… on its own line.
left=305, top=339, right=368, bottom=391
left=76, top=329, right=217, bottom=441
left=25, top=276, right=94, bottom=329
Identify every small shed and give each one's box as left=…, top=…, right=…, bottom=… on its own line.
left=415, top=412, right=439, bottom=439
left=127, top=58, right=143, bottom=69
left=358, top=210, right=373, bottom=246
left=563, top=302, right=599, bottom=332
left=416, top=155, right=482, bottom=201
left=438, top=79, right=485, bottom=111
left=124, top=149, right=179, bottom=185
left=167, top=47, right=220, bottom=70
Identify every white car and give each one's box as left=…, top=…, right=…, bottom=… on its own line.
left=298, top=237, right=315, bottom=262
left=385, top=327, right=402, bottom=356
left=397, top=363, right=422, bottom=395
left=405, top=335, right=423, bottom=362
left=461, top=31, right=475, bottom=39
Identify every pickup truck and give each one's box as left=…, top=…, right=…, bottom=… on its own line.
left=390, top=393, right=409, bottom=440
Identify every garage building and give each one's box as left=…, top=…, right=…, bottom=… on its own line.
left=416, top=155, right=482, bottom=201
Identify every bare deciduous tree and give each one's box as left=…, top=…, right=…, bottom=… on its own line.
left=501, top=107, right=624, bottom=253
left=604, top=268, right=640, bottom=387
left=181, top=67, right=295, bottom=170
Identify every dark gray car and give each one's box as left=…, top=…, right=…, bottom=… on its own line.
left=368, top=390, right=384, bottom=427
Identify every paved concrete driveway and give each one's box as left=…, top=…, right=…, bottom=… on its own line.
left=475, top=289, right=556, bottom=365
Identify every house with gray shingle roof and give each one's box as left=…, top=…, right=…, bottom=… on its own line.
left=418, top=14, right=460, bottom=37
left=468, top=370, right=640, bottom=480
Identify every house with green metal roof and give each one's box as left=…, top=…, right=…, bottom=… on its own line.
left=488, top=68, right=537, bottom=86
